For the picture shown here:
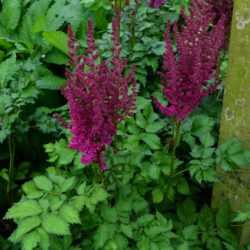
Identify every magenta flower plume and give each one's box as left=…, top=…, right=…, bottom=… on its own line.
left=148, top=0, right=165, bottom=8
left=206, top=0, right=234, bottom=48
left=154, top=0, right=225, bottom=121
left=63, top=19, right=137, bottom=170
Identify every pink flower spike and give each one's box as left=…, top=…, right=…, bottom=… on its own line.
left=154, top=0, right=225, bottom=121
left=64, top=19, right=137, bottom=170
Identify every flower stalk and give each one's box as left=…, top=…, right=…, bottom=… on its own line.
left=64, top=19, right=137, bottom=170
left=165, top=120, right=181, bottom=198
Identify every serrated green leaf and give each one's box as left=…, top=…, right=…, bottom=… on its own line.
left=141, top=133, right=161, bottom=150
left=147, top=57, right=159, bottom=72
left=143, top=104, right=159, bottom=123
left=133, top=43, right=144, bottom=51
left=183, top=225, right=198, bottom=240
left=207, top=237, right=223, bottom=250
left=177, top=199, right=197, bottom=225
left=54, top=140, right=76, bottom=165
left=100, top=206, right=117, bottom=223
left=177, top=242, right=189, bottom=250
left=152, top=187, right=163, bottom=203
left=37, top=228, right=50, bottom=250
left=0, top=54, right=17, bottom=88
left=192, top=116, right=214, bottom=136
left=152, top=42, right=165, bottom=56
left=36, top=75, right=66, bottom=90
left=190, top=145, right=202, bottom=158
left=33, top=176, right=53, bottom=192
left=126, top=118, right=140, bottom=134
left=148, top=165, right=160, bottom=180
left=137, top=214, right=154, bottom=226
left=46, top=0, right=83, bottom=31
left=227, top=140, right=242, bottom=155
left=77, top=182, right=87, bottom=195
left=126, top=134, right=140, bottom=150
left=94, top=223, right=118, bottom=249
left=15, top=216, right=41, bottom=241
left=198, top=205, right=214, bottom=231
left=22, top=230, right=41, bottom=250
left=70, top=196, right=85, bottom=211
left=217, top=228, right=238, bottom=248
left=0, top=0, right=21, bottom=30
left=216, top=201, right=230, bottom=228
left=155, top=211, right=168, bottom=225
left=136, top=97, right=151, bottom=109
left=200, top=133, right=214, bottom=148
left=136, top=111, right=147, bottom=128
left=47, top=173, right=65, bottom=185
left=43, top=31, right=69, bottom=54
left=41, top=213, right=70, bottom=235
left=38, top=199, right=49, bottom=212
left=61, top=177, right=77, bottom=192
left=43, top=49, right=69, bottom=65
left=5, top=200, right=43, bottom=219
left=177, top=178, right=190, bottom=195
left=231, top=154, right=248, bottom=166
left=50, top=198, right=64, bottom=211
left=32, top=15, right=47, bottom=33
left=22, top=181, right=44, bottom=199
left=223, top=242, right=237, bottom=250
left=133, top=196, right=148, bottom=213
left=145, top=121, right=165, bottom=133
left=113, top=234, right=128, bottom=250
left=233, top=211, right=250, bottom=222
left=120, top=224, right=133, bottom=238
left=90, top=186, right=109, bottom=205
left=0, top=128, right=10, bottom=143
left=59, top=204, right=81, bottom=224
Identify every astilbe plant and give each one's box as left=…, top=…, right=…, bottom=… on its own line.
left=63, top=19, right=137, bottom=170
left=154, top=0, right=225, bottom=121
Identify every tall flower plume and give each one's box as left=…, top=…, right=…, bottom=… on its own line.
left=148, top=0, right=166, bottom=8
left=206, top=0, right=234, bottom=49
left=63, top=19, right=137, bottom=169
left=154, top=0, right=225, bottom=121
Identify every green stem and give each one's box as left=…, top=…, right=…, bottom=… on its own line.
left=165, top=120, right=181, bottom=198
left=7, top=136, right=15, bottom=193
left=114, top=134, right=118, bottom=155
left=130, top=22, right=136, bottom=50
left=129, top=1, right=138, bottom=50
left=113, top=112, right=118, bottom=155
left=231, top=223, right=250, bottom=228
left=171, top=167, right=189, bottom=178
left=169, top=120, right=181, bottom=175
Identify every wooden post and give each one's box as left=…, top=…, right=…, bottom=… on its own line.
left=212, top=0, right=250, bottom=248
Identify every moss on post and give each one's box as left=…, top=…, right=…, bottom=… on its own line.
left=212, top=0, right=250, bottom=247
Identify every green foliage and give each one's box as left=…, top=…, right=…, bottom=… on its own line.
left=5, top=171, right=109, bottom=249
left=189, top=133, right=217, bottom=183
left=1, top=0, right=249, bottom=249
left=43, top=31, right=69, bottom=55
left=216, top=138, right=250, bottom=171
left=5, top=200, right=43, bottom=219
left=0, top=0, right=21, bottom=31
left=44, top=139, right=77, bottom=167
left=233, top=203, right=250, bottom=223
